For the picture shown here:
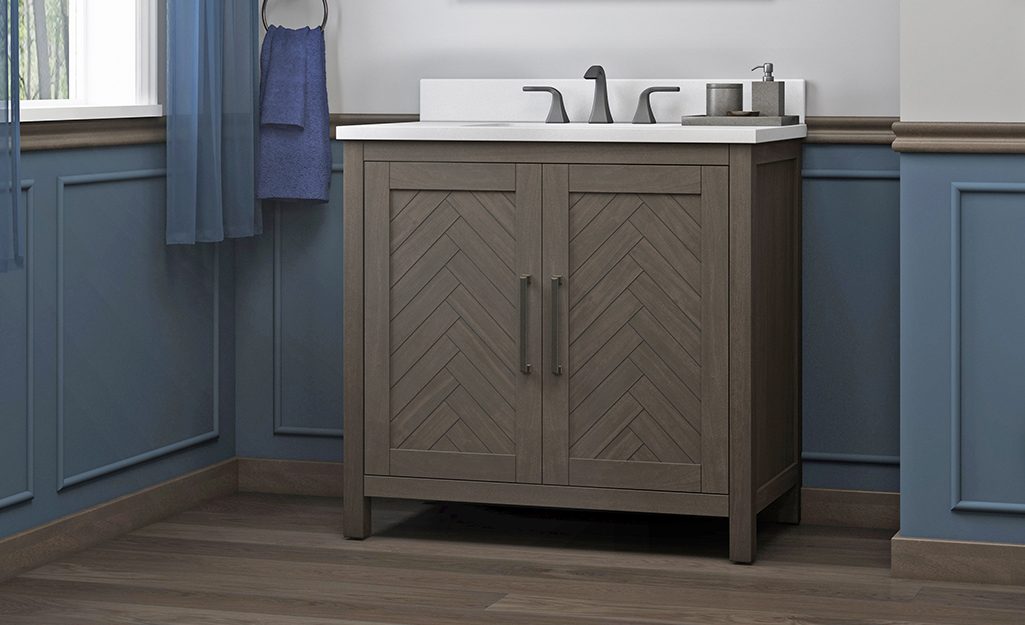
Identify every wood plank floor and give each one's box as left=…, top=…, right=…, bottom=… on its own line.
left=2, top=493, right=1025, bottom=624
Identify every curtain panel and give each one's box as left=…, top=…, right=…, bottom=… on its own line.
left=0, top=0, right=20, bottom=272
left=166, top=0, right=259, bottom=245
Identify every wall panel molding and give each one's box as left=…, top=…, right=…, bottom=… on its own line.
left=55, top=169, right=220, bottom=491
left=21, top=114, right=417, bottom=152
left=805, top=117, right=897, bottom=145
left=271, top=162, right=345, bottom=438
left=0, top=181, right=36, bottom=512
left=950, top=181, right=1025, bottom=514
left=802, top=452, right=900, bottom=466
left=802, top=169, right=899, bottom=180
left=894, top=122, right=1025, bottom=154
left=17, top=115, right=907, bottom=151
left=22, top=117, right=166, bottom=151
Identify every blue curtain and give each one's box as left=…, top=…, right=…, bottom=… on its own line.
left=0, top=0, right=20, bottom=272
left=167, top=0, right=260, bottom=245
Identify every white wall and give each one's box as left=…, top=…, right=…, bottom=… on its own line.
left=902, top=0, right=1025, bottom=123
left=267, top=0, right=898, bottom=117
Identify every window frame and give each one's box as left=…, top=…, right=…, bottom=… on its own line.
left=19, top=0, right=163, bottom=124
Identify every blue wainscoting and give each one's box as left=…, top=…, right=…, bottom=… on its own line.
left=0, top=144, right=236, bottom=540
left=0, top=183, right=35, bottom=512
left=902, top=153, right=1025, bottom=544
left=234, top=142, right=345, bottom=461
left=0, top=139, right=903, bottom=541
left=802, top=145, right=901, bottom=492
left=233, top=141, right=903, bottom=491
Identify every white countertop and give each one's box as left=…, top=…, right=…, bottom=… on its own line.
left=335, top=121, right=807, bottom=144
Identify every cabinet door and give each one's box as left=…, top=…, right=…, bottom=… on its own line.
left=365, top=162, right=543, bottom=484
left=543, top=164, right=729, bottom=493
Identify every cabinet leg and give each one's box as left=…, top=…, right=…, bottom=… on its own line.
left=343, top=496, right=372, bottom=539
left=729, top=510, right=756, bottom=564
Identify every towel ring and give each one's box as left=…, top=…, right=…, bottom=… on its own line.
left=262, top=0, right=328, bottom=31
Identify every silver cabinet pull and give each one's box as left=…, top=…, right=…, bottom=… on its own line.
left=551, top=276, right=563, bottom=375
left=520, top=275, right=532, bottom=374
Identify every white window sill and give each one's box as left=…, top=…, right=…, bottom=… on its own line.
left=20, top=103, right=163, bottom=123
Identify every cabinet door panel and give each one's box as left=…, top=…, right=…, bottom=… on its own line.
left=366, top=162, right=543, bottom=484
left=544, top=165, right=729, bottom=493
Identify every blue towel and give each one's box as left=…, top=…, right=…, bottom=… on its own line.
left=257, top=26, right=331, bottom=204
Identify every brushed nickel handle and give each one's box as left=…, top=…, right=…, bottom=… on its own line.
left=551, top=275, right=563, bottom=375
left=520, top=275, right=532, bottom=374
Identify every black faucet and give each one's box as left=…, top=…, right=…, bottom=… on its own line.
left=584, top=65, right=613, bottom=124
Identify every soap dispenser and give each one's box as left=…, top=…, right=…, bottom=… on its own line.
left=751, top=63, right=785, bottom=117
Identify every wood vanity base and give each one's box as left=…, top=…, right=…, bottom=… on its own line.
left=343, top=140, right=803, bottom=563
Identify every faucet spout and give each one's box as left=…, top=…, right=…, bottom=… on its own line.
left=584, top=65, right=613, bottom=124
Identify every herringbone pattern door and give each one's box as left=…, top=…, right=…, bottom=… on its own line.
left=543, top=164, right=729, bottom=493
left=365, top=162, right=542, bottom=484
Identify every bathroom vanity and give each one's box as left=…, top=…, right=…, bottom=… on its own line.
left=338, top=79, right=806, bottom=563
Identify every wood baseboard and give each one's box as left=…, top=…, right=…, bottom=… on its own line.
left=237, top=458, right=344, bottom=497
left=800, top=487, right=899, bottom=530
left=0, top=458, right=237, bottom=583
left=1, top=457, right=898, bottom=585
left=892, top=532, right=1025, bottom=586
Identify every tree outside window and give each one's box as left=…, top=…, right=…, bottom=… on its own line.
left=19, top=0, right=69, bottom=100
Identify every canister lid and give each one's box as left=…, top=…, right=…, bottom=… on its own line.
left=706, top=83, right=743, bottom=89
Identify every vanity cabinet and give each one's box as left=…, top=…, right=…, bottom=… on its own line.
left=343, top=140, right=802, bottom=563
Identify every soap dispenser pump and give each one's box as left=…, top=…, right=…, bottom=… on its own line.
left=751, top=63, right=785, bottom=117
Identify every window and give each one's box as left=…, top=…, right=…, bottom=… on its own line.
left=19, top=0, right=161, bottom=121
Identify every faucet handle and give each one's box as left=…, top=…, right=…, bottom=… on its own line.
left=632, top=86, right=680, bottom=124
left=523, top=86, right=570, bottom=123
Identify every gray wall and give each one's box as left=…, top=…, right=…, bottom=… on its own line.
left=901, top=0, right=1025, bottom=123
left=268, top=0, right=900, bottom=117
left=0, top=144, right=236, bottom=538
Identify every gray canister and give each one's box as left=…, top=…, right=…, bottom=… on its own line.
left=706, top=83, right=743, bottom=117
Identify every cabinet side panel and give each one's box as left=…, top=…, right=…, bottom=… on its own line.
left=751, top=155, right=801, bottom=490
left=701, top=166, right=730, bottom=494
left=364, top=161, right=392, bottom=476
left=729, top=144, right=756, bottom=563
left=343, top=141, right=371, bottom=537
